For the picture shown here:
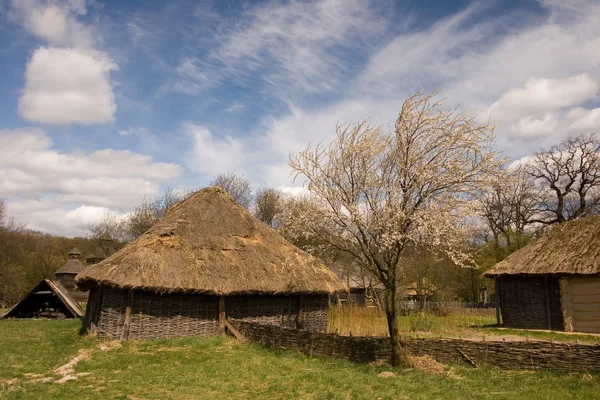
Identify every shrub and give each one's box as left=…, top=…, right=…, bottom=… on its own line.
left=409, top=312, right=434, bottom=332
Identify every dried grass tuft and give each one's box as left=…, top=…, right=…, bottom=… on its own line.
left=411, top=355, right=445, bottom=374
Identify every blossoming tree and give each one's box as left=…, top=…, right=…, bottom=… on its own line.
left=289, top=91, right=504, bottom=366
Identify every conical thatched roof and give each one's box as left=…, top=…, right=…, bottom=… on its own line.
left=56, top=248, right=86, bottom=275
left=76, top=187, right=347, bottom=295
left=484, top=216, right=600, bottom=277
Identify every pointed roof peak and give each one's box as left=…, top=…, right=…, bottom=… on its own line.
left=77, top=187, right=346, bottom=295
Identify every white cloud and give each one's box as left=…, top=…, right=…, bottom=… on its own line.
left=567, top=107, right=600, bottom=133
left=490, top=74, right=598, bottom=121
left=174, top=58, right=218, bottom=95
left=10, top=0, right=93, bottom=48
left=19, top=47, right=118, bottom=125
left=178, top=0, right=385, bottom=97
left=0, top=128, right=181, bottom=235
left=242, top=0, right=600, bottom=187
left=510, top=114, right=559, bottom=139
left=184, top=124, right=244, bottom=177
left=11, top=0, right=119, bottom=126
left=6, top=200, right=113, bottom=237
left=118, top=127, right=148, bottom=136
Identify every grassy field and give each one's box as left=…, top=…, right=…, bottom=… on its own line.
left=1, top=319, right=599, bottom=399
left=328, top=306, right=600, bottom=343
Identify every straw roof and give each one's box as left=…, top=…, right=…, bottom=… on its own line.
left=76, top=187, right=347, bottom=295
left=2, top=280, right=84, bottom=319
left=56, top=250, right=86, bottom=275
left=484, top=216, right=600, bottom=277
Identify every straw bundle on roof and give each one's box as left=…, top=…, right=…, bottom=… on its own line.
left=485, top=216, right=600, bottom=277
left=76, top=187, right=346, bottom=295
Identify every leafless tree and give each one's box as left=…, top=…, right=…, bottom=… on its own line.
left=210, top=171, right=253, bottom=209
left=289, top=91, right=504, bottom=366
left=254, top=187, right=283, bottom=226
left=526, top=133, right=600, bottom=224
left=86, top=213, right=128, bottom=257
left=126, top=188, right=186, bottom=239
left=478, top=167, right=541, bottom=249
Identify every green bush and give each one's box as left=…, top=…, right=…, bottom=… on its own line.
left=408, top=312, right=434, bottom=332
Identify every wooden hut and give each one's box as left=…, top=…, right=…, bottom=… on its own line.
left=76, top=187, right=346, bottom=340
left=2, top=280, right=84, bottom=319
left=55, top=248, right=88, bottom=302
left=485, top=216, right=600, bottom=333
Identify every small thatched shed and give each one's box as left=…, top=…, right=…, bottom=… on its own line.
left=2, top=280, right=84, bottom=319
left=485, top=216, right=600, bottom=333
left=55, top=248, right=88, bottom=302
left=76, top=187, right=346, bottom=340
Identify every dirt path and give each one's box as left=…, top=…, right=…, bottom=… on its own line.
left=2, top=340, right=122, bottom=391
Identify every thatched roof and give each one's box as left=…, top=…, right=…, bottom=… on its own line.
left=484, top=216, right=600, bottom=277
left=76, top=187, right=347, bottom=295
left=56, top=247, right=86, bottom=275
left=2, top=280, right=84, bottom=319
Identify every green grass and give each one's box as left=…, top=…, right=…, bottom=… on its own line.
left=328, top=306, right=600, bottom=343
left=1, top=319, right=599, bottom=399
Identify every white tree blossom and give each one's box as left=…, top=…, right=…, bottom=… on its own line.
left=289, top=91, right=504, bottom=366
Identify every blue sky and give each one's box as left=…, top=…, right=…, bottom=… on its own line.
left=1, top=0, right=599, bottom=236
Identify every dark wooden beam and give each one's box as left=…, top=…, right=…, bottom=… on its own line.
left=495, top=278, right=501, bottom=327
left=544, top=276, right=552, bottom=330
left=120, top=288, right=134, bottom=341
left=296, top=294, right=305, bottom=330
left=218, top=296, right=225, bottom=333
left=223, top=319, right=246, bottom=342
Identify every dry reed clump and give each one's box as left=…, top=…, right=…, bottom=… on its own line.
left=411, top=355, right=445, bottom=374
left=327, top=306, right=389, bottom=337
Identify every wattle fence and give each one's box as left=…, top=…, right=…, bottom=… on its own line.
left=229, top=320, right=600, bottom=372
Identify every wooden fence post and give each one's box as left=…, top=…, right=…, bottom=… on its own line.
left=495, top=279, right=501, bottom=326
left=218, top=296, right=226, bottom=333
left=120, top=288, right=134, bottom=341
left=544, top=276, right=552, bottom=330
left=296, top=294, right=305, bottom=330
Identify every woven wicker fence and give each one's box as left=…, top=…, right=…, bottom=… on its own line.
left=93, top=288, right=330, bottom=339
left=230, top=320, right=600, bottom=372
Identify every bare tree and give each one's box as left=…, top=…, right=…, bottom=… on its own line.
left=210, top=172, right=253, bottom=209
left=126, top=188, right=186, bottom=239
left=289, top=91, right=504, bottom=366
left=254, top=187, right=283, bottom=226
left=86, top=213, right=128, bottom=257
left=478, top=167, right=540, bottom=249
left=526, top=133, right=600, bottom=224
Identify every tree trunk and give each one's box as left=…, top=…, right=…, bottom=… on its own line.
left=385, top=284, right=412, bottom=367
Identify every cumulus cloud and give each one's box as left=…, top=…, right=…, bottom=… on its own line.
left=184, top=124, right=244, bottom=177
left=19, top=47, right=118, bottom=125
left=10, top=0, right=92, bottom=48
left=6, top=200, right=113, bottom=237
left=0, top=128, right=181, bottom=235
left=11, top=0, right=119, bottom=126
left=490, top=74, right=598, bottom=120
left=567, top=107, right=600, bottom=133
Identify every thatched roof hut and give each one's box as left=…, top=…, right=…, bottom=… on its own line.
left=77, top=187, right=346, bottom=340
left=2, top=280, right=84, bottom=319
left=55, top=248, right=88, bottom=302
left=485, top=216, right=600, bottom=333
